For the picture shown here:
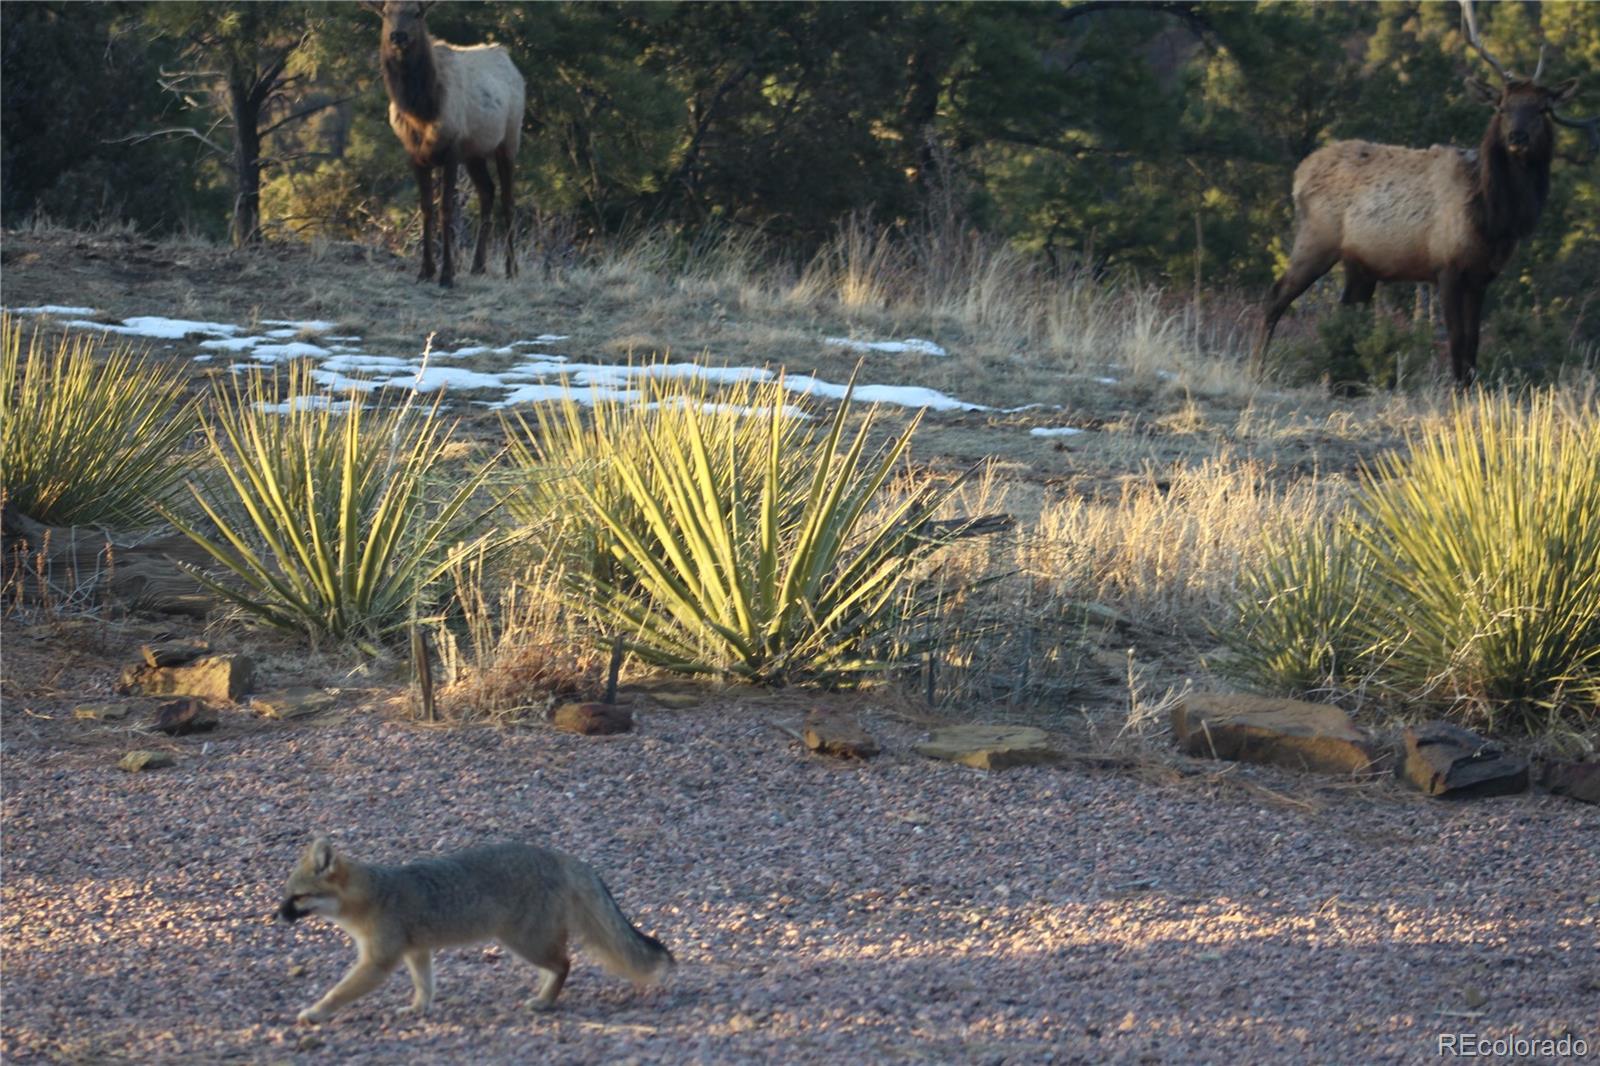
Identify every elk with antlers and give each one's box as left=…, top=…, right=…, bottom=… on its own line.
left=1253, top=0, right=1598, bottom=385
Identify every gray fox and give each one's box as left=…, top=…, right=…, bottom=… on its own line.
left=278, top=837, right=673, bottom=1024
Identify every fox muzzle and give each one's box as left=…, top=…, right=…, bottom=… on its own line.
left=278, top=897, right=307, bottom=923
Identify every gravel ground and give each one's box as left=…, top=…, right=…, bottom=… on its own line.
left=3, top=701, right=1597, bottom=1065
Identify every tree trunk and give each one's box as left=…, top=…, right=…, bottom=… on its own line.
left=230, top=76, right=263, bottom=247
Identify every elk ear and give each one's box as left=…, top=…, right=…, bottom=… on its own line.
left=1465, top=76, right=1500, bottom=106
left=1547, top=78, right=1579, bottom=107
left=417, top=1, right=435, bottom=12
left=357, top=1, right=383, bottom=14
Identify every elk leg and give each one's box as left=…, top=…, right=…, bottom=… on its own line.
left=1340, top=263, right=1378, bottom=305
left=414, top=164, right=436, bottom=283
left=1252, top=248, right=1339, bottom=374
left=465, top=157, right=494, bottom=276
left=439, top=161, right=457, bottom=288
left=1439, top=270, right=1469, bottom=385
left=495, top=146, right=517, bottom=278
left=1457, top=282, right=1486, bottom=387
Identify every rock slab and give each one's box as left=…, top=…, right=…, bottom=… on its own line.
left=915, top=725, right=1058, bottom=770
left=1399, top=721, right=1528, bottom=798
left=1540, top=760, right=1600, bottom=806
left=550, top=702, right=633, bottom=736
left=140, top=639, right=210, bottom=668
left=253, top=688, right=338, bottom=720
left=117, top=750, right=173, bottom=772
left=118, top=653, right=254, bottom=704
left=802, top=709, right=880, bottom=760
left=1171, top=693, right=1385, bottom=775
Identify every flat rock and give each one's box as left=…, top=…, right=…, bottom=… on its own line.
left=1540, top=759, right=1600, bottom=805
left=802, top=709, right=880, bottom=760
left=1400, top=721, right=1528, bottom=799
left=75, top=700, right=150, bottom=722
left=140, top=638, right=210, bottom=668
left=1171, top=693, right=1385, bottom=775
left=253, top=688, right=338, bottom=720
left=118, top=653, right=254, bottom=704
left=550, top=702, right=633, bottom=736
left=151, top=698, right=218, bottom=736
left=915, top=725, right=1058, bottom=770
left=117, top=749, right=174, bottom=772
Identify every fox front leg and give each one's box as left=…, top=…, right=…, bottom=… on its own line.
left=298, top=954, right=399, bottom=1025
left=398, top=949, right=435, bottom=1014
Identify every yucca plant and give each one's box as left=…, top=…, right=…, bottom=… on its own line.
left=164, top=365, right=495, bottom=651
left=505, top=370, right=968, bottom=685
left=1220, top=515, right=1380, bottom=698
left=0, top=314, right=196, bottom=528
left=1356, top=389, right=1600, bottom=730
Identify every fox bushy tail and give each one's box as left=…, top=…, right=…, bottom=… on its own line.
left=571, top=872, right=674, bottom=983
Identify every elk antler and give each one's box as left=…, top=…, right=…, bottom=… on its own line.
left=1460, top=0, right=1510, bottom=83
left=1553, top=109, right=1600, bottom=158
left=1530, top=43, right=1547, bottom=83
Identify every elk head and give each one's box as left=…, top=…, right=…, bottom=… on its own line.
left=361, top=1, right=435, bottom=53
left=1461, top=0, right=1595, bottom=161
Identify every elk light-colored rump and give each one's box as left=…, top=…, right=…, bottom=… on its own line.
left=1291, top=140, right=1478, bottom=283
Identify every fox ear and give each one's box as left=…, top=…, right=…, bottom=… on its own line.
left=309, top=837, right=336, bottom=874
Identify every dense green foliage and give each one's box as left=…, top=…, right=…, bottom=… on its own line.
left=4, top=3, right=1596, bottom=307
left=0, top=315, right=197, bottom=528
left=1225, top=390, right=1600, bottom=734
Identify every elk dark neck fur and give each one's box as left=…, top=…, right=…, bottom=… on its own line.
left=1472, top=113, right=1551, bottom=245
left=381, top=33, right=441, bottom=122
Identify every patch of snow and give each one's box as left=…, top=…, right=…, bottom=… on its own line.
left=199, top=336, right=268, bottom=352
left=323, top=335, right=362, bottom=342
left=66, top=315, right=240, bottom=339
left=492, top=384, right=643, bottom=408
left=512, top=335, right=569, bottom=346
left=310, top=370, right=386, bottom=393
left=192, top=355, right=213, bottom=363
left=436, top=344, right=515, bottom=360
left=249, top=341, right=332, bottom=361
left=255, top=396, right=354, bottom=414
left=1030, top=426, right=1086, bottom=438
left=782, top=375, right=984, bottom=412
left=386, top=366, right=512, bottom=392
left=825, top=337, right=948, bottom=357
left=319, top=354, right=415, bottom=373
left=7, top=304, right=96, bottom=316
left=1092, top=376, right=1119, bottom=385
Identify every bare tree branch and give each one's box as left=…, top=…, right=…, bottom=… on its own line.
left=259, top=95, right=355, bottom=138
left=103, top=127, right=228, bottom=156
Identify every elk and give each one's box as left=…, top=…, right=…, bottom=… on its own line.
left=1254, top=0, right=1597, bottom=385
left=363, top=1, right=524, bottom=287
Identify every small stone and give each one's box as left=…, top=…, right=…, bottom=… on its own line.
left=549, top=702, right=633, bottom=736
left=914, top=725, right=1059, bottom=770
left=1399, top=721, right=1528, bottom=799
left=74, top=700, right=143, bottom=721
left=288, top=964, right=306, bottom=978
left=140, top=638, right=210, bottom=668
left=1541, top=760, right=1600, bottom=805
left=801, top=709, right=880, bottom=760
left=151, top=698, right=218, bottom=736
left=1171, top=693, right=1386, bottom=775
left=253, top=688, right=337, bottom=720
left=1463, top=987, right=1489, bottom=1009
left=118, top=750, right=173, bottom=772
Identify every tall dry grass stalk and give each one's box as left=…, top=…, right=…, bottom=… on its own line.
left=1028, top=454, right=1342, bottom=632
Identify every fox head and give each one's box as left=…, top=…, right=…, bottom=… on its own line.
left=278, top=837, right=345, bottom=924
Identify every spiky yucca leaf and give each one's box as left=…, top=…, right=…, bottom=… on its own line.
left=164, top=365, right=494, bottom=650
left=505, top=370, right=965, bottom=684
left=1356, top=389, right=1600, bottom=730
left=0, top=315, right=196, bottom=528
left=1220, top=516, right=1380, bottom=698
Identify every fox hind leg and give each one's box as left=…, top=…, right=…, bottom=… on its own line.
left=501, top=933, right=570, bottom=1011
